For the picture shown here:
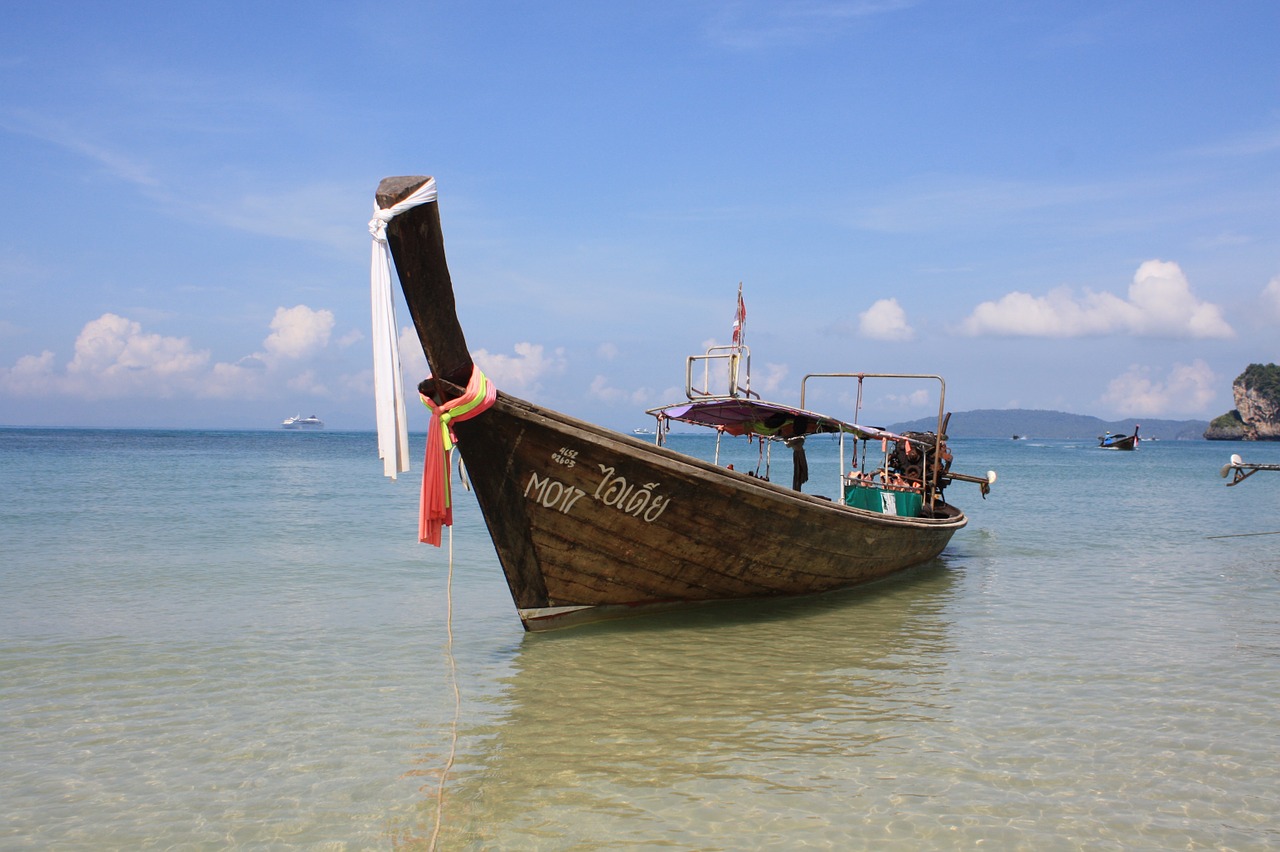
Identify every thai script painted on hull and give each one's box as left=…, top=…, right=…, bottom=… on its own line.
left=524, top=454, right=671, bottom=522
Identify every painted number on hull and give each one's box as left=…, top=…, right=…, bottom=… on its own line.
left=551, top=447, right=578, bottom=468
left=525, top=471, right=588, bottom=514
left=522, top=456, right=672, bottom=522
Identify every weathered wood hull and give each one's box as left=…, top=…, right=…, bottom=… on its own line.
left=453, top=392, right=965, bottom=630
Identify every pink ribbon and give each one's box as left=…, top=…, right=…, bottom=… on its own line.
left=418, top=367, right=497, bottom=546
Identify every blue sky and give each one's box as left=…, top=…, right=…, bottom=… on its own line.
left=2, top=2, right=1278, bottom=431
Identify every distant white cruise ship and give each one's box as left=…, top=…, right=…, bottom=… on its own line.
left=281, top=414, right=324, bottom=430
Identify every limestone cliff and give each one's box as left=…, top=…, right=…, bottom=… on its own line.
left=1204, top=363, right=1280, bottom=440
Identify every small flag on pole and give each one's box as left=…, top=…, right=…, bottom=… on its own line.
left=731, top=283, right=746, bottom=349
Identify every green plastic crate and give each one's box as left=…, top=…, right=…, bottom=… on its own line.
left=843, top=484, right=922, bottom=517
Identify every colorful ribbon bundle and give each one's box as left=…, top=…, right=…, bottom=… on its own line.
left=418, top=367, right=497, bottom=546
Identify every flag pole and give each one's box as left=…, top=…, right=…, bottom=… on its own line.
left=730, top=282, right=745, bottom=396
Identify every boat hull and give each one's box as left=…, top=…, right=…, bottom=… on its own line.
left=375, top=174, right=968, bottom=631
left=454, top=393, right=965, bottom=630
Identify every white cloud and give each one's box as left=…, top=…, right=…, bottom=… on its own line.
left=1099, top=359, right=1218, bottom=416
left=67, top=313, right=209, bottom=377
left=753, top=362, right=789, bottom=395
left=262, top=305, right=335, bottom=360
left=1126, top=261, right=1233, bottom=337
left=858, top=298, right=915, bottom=341
left=1, top=307, right=340, bottom=401
left=589, top=375, right=653, bottom=406
left=392, top=332, right=570, bottom=397
left=961, top=287, right=1132, bottom=336
left=397, top=326, right=429, bottom=389
left=886, top=388, right=932, bottom=408
left=589, top=375, right=622, bottom=401
left=336, top=368, right=374, bottom=399
left=234, top=354, right=268, bottom=370
left=61, top=313, right=211, bottom=398
left=472, top=342, right=567, bottom=395
left=286, top=369, right=328, bottom=395
left=0, top=350, right=57, bottom=395
left=960, top=260, right=1233, bottom=339
left=0, top=314, right=213, bottom=399
left=1261, top=275, right=1280, bottom=323
left=203, top=360, right=267, bottom=399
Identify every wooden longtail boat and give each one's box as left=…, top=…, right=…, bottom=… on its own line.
left=1220, top=454, right=1280, bottom=485
left=1099, top=426, right=1139, bottom=450
left=373, top=175, right=994, bottom=631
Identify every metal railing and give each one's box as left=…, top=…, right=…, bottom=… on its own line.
left=685, top=345, right=754, bottom=400
left=801, top=372, right=948, bottom=508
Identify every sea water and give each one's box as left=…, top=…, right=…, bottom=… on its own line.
left=2, top=428, right=1278, bottom=849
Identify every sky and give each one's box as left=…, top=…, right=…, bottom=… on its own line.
left=2, top=1, right=1278, bottom=432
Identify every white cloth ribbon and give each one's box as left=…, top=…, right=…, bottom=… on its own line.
left=369, top=177, right=438, bottom=479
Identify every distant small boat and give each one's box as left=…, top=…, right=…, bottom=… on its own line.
left=1220, top=454, right=1280, bottom=486
left=1099, top=426, right=1139, bottom=450
left=282, top=414, right=324, bottom=430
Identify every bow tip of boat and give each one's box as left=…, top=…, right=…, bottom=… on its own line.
left=376, top=175, right=435, bottom=205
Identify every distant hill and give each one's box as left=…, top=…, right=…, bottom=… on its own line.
left=889, top=409, right=1209, bottom=441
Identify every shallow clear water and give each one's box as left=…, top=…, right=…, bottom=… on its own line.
left=2, top=428, right=1278, bottom=849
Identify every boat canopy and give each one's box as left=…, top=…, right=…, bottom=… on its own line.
left=647, top=397, right=900, bottom=442
left=645, top=342, right=921, bottom=444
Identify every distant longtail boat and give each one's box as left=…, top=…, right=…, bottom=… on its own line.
left=1099, top=426, right=1139, bottom=450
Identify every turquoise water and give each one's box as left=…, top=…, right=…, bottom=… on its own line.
left=2, top=428, right=1278, bottom=849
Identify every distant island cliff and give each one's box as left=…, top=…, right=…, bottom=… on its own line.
left=890, top=409, right=1208, bottom=441
left=1204, top=363, right=1280, bottom=441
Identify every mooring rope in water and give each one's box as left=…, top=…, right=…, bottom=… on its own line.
left=427, top=525, right=461, bottom=851
left=1206, top=530, right=1280, bottom=539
